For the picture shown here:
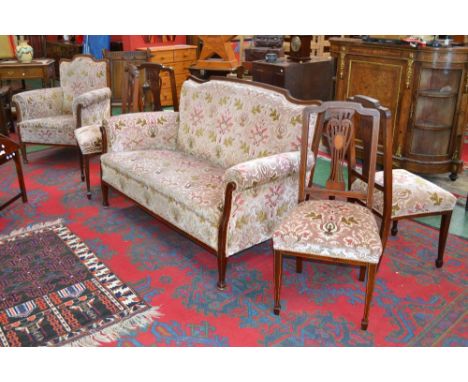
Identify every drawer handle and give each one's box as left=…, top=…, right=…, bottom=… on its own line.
left=22, top=72, right=26, bottom=76
left=7, top=71, right=14, bottom=75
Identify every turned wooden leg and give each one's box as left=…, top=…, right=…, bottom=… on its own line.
left=391, top=220, right=398, bottom=236
left=361, top=263, right=377, bottom=330
left=101, top=182, right=109, bottom=207
left=296, top=257, right=303, bottom=273
left=78, top=149, right=85, bottom=182
left=436, top=211, right=452, bottom=268
left=13, top=154, right=27, bottom=203
left=359, top=266, right=366, bottom=282
left=84, top=155, right=91, bottom=200
left=273, top=250, right=283, bottom=315
left=216, top=251, right=227, bottom=290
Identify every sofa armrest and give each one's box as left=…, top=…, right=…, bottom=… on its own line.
left=72, top=87, right=111, bottom=127
left=223, top=151, right=315, bottom=191
left=103, top=111, right=179, bottom=153
left=13, top=87, right=64, bottom=121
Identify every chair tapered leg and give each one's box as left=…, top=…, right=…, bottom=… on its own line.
left=296, top=257, right=303, bottom=273
left=359, top=266, right=366, bottom=281
left=391, top=220, right=398, bottom=236
left=20, top=142, right=28, bottom=164
left=78, top=149, right=85, bottom=182
left=217, top=252, right=227, bottom=290
left=436, top=211, right=452, bottom=268
left=361, top=263, right=377, bottom=330
left=101, top=182, right=109, bottom=207
left=84, top=155, right=91, bottom=199
left=273, top=250, right=283, bottom=315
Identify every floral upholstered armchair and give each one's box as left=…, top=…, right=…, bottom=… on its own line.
left=12, top=55, right=111, bottom=179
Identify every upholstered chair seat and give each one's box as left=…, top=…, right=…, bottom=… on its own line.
left=19, top=115, right=76, bottom=145
left=351, top=169, right=457, bottom=218
left=74, top=124, right=103, bottom=155
left=273, top=200, right=382, bottom=264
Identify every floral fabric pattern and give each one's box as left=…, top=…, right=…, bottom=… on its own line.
left=72, top=87, right=111, bottom=126
left=101, top=153, right=220, bottom=250
left=13, top=88, right=64, bottom=120
left=226, top=174, right=301, bottom=256
left=224, top=151, right=314, bottom=191
left=273, top=200, right=382, bottom=264
left=351, top=169, right=457, bottom=218
left=178, top=79, right=316, bottom=168
left=75, top=124, right=102, bottom=155
left=105, top=112, right=179, bottom=153
left=60, top=56, right=108, bottom=114
left=18, top=115, right=76, bottom=145
left=101, top=150, right=225, bottom=225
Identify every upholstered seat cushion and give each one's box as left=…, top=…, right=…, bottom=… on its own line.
left=18, top=115, right=76, bottom=145
left=351, top=169, right=457, bottom=218
left=75, top=124, right=102, bottom=155
left=101, top=150, right=226, bottom=225
left=273, top=200, right=382, bottom=264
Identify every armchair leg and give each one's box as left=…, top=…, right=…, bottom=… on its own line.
left=20, top=142, right=28, bottom=164
left=436, top=211, right=452, bottom=268
left=216, top=251, right=228, bottom=290
left=359, top=266, right=366, bottom=282
left=273, top=250, right=283, bottom=315
left=391, top=220, right=398, bottom=236
left=295, top=257, right=303, bottom=273
left=361, top=263, right=377, bottom=331
left=78, top=149, right=85, bottom=182
left=84, top=155, right=91, bottom=199
left=13, top=155, right=27, bottom=203
left=101, top=182, right=109, bottom=207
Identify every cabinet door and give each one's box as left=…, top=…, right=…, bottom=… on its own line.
left=408, top=66, right=463, bottom=158
left=339, top=56, right=406, bottom=152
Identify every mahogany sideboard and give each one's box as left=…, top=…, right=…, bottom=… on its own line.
left=330, top=38, right=468, bottom=179
left=138, top=44, right=197, bottom=107
left=252, top=57, right=334, bottom=101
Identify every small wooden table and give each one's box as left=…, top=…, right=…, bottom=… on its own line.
left=0, top=59, right=56, bottom=87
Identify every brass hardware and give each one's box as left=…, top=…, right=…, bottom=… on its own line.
left=339, top=46, right=346, bottom=80
left=406, top=53, right=414, bottom=89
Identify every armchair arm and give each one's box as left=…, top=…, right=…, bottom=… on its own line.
left=103, top=111, right=179, bottom=153
left=223, top=151, right=315, bottom=192
left=13, top=87, right=63, bottom=121
left=73, top=87, right=112, bottom=127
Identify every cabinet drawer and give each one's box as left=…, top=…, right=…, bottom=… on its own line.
left=174, top=49, right=196, bottom=62
left=159, top=72, right=187, bottom=88
left=172, top=61, right=194, bottom=75
left=150, top=50, right=174, bottom=64
left=0, top=67, right=43, bottom=79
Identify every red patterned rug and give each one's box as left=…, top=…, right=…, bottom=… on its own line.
left=0, top=220, right=160, bottom=346
left=0, top=148, right=467, bottom=346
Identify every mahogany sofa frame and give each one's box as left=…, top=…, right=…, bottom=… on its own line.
left=100, top=76, right=321, bottom=289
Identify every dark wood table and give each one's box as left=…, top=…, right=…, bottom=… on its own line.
left=0, top=58, right=56, bottom=87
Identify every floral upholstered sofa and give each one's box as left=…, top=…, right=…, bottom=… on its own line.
left=100, top=77, right=318, bottom=288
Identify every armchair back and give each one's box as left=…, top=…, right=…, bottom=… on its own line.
left=60, top=54, right=110, bottom=113
left=177, top=77, right=320, bottom=169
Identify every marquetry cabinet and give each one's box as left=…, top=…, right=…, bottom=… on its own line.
left=330, top=38, right=468, bottom=179
left=138, top=44, right=197, bottom=106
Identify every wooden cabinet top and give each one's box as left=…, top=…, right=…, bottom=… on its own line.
left=0, top=59, right=55, bottom=68
left=329, top=38, right=468, bottom=63
left=138, top=44, right=197, bottom=52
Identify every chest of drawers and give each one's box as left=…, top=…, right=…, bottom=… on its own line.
left=139, top=45, right=197, bottom=106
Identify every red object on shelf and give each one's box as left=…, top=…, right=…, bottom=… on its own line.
left=122, top=35, right=186, bottom=51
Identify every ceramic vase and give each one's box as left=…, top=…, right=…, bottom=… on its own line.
left=16, top=40, right=33, bottom=63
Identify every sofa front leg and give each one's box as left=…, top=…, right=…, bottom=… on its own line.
left=217, top=251, right=228, bottom=290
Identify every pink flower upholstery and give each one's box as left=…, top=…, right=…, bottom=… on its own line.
left=72, top=87, right=111, bottom=126
left=18, top=115, right=76, bottom=146
left=273, top=200, right=382, bottom=264
left=13, top=88, right=64, bottom=121
left=351, top=169, right=457, bottom=218
left=74, top=124, right=102, bottom=155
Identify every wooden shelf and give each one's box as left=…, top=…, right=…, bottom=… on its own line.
left=418, top=90, right=458, bottom=98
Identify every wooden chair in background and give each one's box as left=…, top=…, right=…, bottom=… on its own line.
left=0, top=133, right=27, bottom=211
left=140, top=63, right=179, bottom=112
left=272, top=101, right=383, bottom=330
